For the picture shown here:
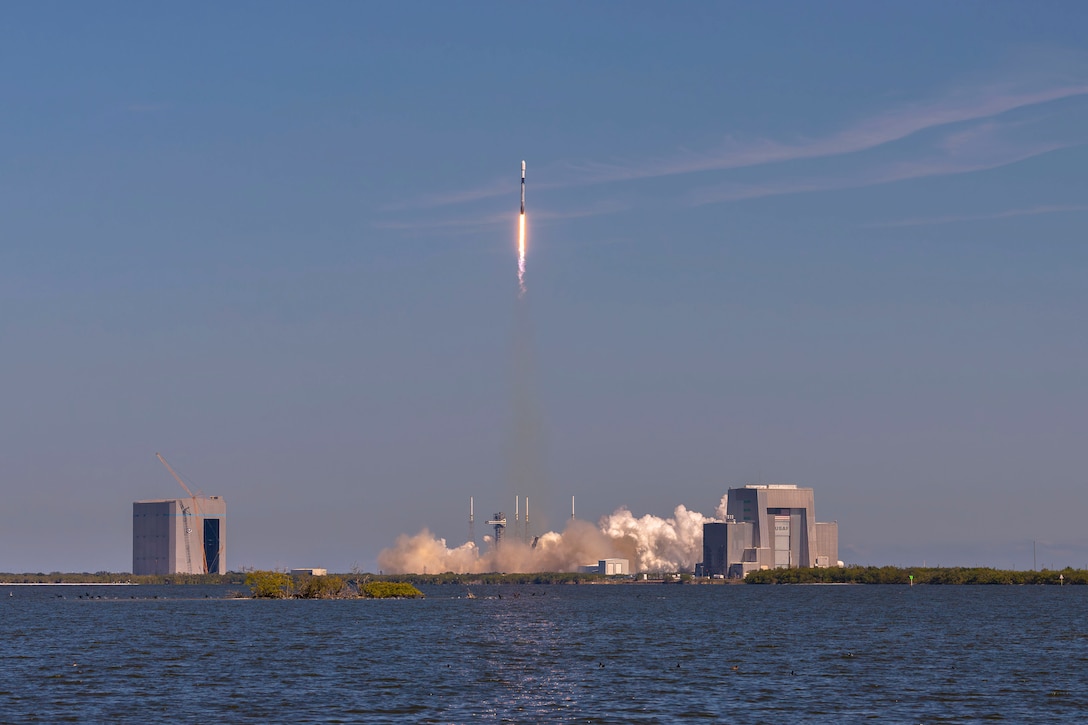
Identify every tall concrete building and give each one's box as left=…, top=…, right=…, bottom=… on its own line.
left=132, top=497, right=226, bottom=575
left=702, top=485, right=838, bottom=578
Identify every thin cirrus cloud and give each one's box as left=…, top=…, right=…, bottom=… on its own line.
left=391, top=78, right=1088, bottom=214
left=688, top=137, right=1074, bottom=206
left=379, top=179, right=514, bottom=213
left=373, top=200, right=630, bottom=232
left=864, top=204, right=1088, bottom=229
left=561, top=82, right=1088, bottom=187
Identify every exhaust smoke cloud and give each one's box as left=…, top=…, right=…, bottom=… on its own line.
left=376, top=496, right=729, bottom=574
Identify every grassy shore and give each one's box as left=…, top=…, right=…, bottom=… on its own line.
left=2, top=566, right=1083, bottom=586
left=0, top=571, right=634, bottom=586
left=742, top=565, right=1085, bottom=585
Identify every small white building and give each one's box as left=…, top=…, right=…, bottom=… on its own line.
left=598, top=559, right=630, bottom=576
left=291, top=568, right=327, bottom=576
left=578, top=559, right=631, bottom=575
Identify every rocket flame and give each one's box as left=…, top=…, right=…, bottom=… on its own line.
left=517, top=212, right=526, bottom=296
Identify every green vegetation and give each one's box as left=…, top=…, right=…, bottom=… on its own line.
left=0, top=569, right=614, bottom=588
left=361, top=581, right=425, bottom=599
left=245, top=570, right=294, bottom=598
left=6, top=567, right=1083, bottom=589
left=241, top=571, right=421, bottom=599
left=742, top=566, right=1087, bottom=585
left=295, top=574, right=349, bottom=599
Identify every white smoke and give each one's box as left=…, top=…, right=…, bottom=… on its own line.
left=375, top=530, right=481, bottom=574
left=377, top=495, right=730, bottom=574
left=598, top=504, right=716, bottom=573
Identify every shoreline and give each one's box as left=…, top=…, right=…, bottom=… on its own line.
left=1, top=565, right=1084, bottom=586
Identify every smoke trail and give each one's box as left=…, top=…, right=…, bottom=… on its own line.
left=376, top=497, right=730, bottom=574
left=508, top=290, right=547, bottom=539
left=510, top=159, right=547, bottom=538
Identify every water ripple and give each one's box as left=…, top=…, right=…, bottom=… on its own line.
left=2, top=584, right=1086, bottom=722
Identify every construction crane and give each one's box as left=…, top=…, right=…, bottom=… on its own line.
left=156, top=453, right=207, bottom=574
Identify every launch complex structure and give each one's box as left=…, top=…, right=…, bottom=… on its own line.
left=471, top=491, right=587, bottom=552
left=472, top=495, right=540, bottom=550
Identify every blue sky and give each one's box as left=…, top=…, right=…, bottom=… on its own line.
left=2, top=3, right=1086, bottom=572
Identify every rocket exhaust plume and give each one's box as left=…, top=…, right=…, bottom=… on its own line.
left=517, top=160, right=526, bottom=297
left=376, top=496, right=731, bottom=575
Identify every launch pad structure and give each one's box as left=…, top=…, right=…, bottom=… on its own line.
left=486, top=512, right=507, bottom=548
left=475, top=494, right=541, bottom=551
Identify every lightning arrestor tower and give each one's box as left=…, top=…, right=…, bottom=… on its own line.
left=469, top=496, right=476, bottom=549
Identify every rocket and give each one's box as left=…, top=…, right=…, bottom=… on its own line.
left=517, top=160, right=527, bottom=295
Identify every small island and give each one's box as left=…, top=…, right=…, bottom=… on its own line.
left=245, top=571, right=424, bottom=599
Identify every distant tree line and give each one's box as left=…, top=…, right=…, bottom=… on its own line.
left=0, top=570, right=621, bottom=586
left=6, top=567, right=1082, bottom=587
left=0, top=572, right=248, bottom=585
left=373, top=572, right=612, bottom=586
left=742, top=566, right=1087, bottom=585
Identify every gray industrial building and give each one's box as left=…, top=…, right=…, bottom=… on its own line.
left=132, top=496, right=226, bottom=575
left=702, top=485, right=838, bottom=578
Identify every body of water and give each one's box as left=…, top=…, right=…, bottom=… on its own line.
left=2, top=583, right=1086, bottom=722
